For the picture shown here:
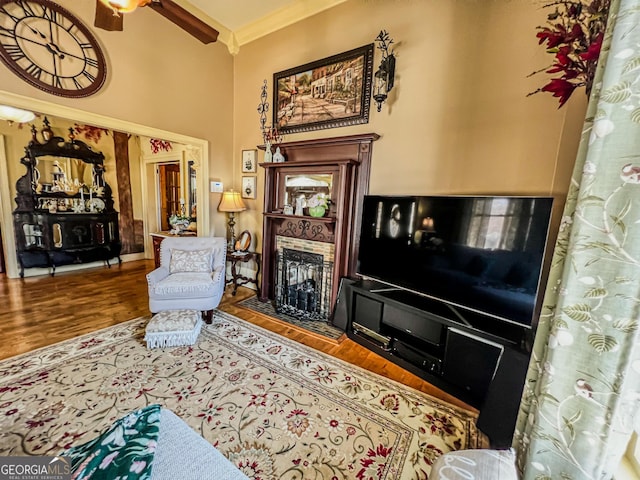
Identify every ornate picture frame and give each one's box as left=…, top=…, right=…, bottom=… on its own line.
left=242, top=149, right=257, bottom=173
left=242, top=176, right=256, bottom=199
left=273, top=44, right=374, bottom=134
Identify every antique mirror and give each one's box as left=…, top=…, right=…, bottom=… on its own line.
left=234, top=230, right=251, bottom=252
left=35, top=155, right=95, bottom=193
left=282, top=173, right=333, bottom=213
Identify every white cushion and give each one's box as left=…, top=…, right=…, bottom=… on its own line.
left=169, top=248, right=212, bottom=273
left=149, top=272, right=216, bottom=298
left=430, top=449, right=518, bottom=480
left=145, top=310, right=202, bottom=348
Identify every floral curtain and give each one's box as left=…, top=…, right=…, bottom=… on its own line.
left=515, top=0, right=640, bottom=477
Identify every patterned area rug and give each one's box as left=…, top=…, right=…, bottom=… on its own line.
left=0, top=311, right=486, bottom=479
left=238, top=295, right=344, bottom=340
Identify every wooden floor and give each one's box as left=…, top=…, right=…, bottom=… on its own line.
left=0, top=259, right=474, bottom=411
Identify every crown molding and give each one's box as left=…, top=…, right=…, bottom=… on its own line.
left=175, top=0, right=347, bottom=54
left=234, top=0, right=347, bottom=47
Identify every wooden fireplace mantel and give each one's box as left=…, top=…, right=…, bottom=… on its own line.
left=258, top=133, right=379, bottom=316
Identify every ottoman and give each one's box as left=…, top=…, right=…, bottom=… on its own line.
left=145, top=309, right=202, bottom=348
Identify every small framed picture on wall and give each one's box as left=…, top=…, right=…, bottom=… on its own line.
left=242, top=149, right=257, bottom=173
left=242, top=176, right=256, bottom=199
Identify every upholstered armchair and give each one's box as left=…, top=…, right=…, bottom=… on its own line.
left=147, top=237, right=226, bottom=323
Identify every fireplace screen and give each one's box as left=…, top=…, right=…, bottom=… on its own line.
left=275, top=248, right=333, bottom=321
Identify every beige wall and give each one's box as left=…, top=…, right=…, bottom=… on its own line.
left=0, top=0, right=588, bottom=270
left=233, top=0, right=587, bottom=251
left=0, top=0, right=235, bottom=240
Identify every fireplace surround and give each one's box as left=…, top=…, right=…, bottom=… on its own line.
left=259, top=133, right=379, bottom=322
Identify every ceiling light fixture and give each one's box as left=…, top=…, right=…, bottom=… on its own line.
left=0, top=105, right=35, bottom=123
left=372, top=30, right=396, bottom=113
left=99, top=0, right=151, bottom=14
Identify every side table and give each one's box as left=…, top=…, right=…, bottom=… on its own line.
left=226, top=250, right=261, bottom=296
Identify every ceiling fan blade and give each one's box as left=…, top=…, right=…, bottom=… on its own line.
left=147, top=0, right=219, bottom=44
left=94, top=0, right=124, bottom=31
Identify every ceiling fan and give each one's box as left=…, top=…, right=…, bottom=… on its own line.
left=94, top=0, right=219, bottom=44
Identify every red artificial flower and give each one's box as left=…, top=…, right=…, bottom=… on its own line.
left=580, top=32, right=604, bottom=61
left=530, top=0, right=611, bottom=107
left=542, top=78, right=578, bottom=107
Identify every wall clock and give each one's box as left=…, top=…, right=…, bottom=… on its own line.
left=0, top=0, right=107, bottom=98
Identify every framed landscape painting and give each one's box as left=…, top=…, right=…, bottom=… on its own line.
left=273, top=44, right=374, bottom=134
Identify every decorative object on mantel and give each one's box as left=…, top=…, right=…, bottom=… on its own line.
left=373, top=30, right=397, bottom=112
left=218, top=190, right=246, bottom=247
left=528, top=0, right=611, bottom=107
left=307, top=192, right=330, bottom=217
left=257, top=79, right=284, bottom=162
left=272, top=146, right=285, bottom=163
left=273, top=44, right=374, bottom=133
left=150, top=138, right=173, bottom=154
left=294, top=194, right=306, bottom=216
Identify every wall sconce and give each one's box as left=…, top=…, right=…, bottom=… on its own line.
left=218, top=190, right=246, bottom=248
left=372, top=30, right=396, bottom=112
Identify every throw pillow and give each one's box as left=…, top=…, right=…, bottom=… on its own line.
left=63, top=404, right=161, bottom=479
left=169, top=248, right=212, bottom=273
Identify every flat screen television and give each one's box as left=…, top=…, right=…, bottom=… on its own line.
left=357, top=195, right=554, bottom=328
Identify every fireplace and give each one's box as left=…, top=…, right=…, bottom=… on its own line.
left=275, top=237, right=335, bottom=320
left=259, top=134, right=379, bottom=326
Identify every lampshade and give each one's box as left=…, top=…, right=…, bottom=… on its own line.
left=99, top=0, right=150, bottom=13
left=218, top=190, right=247, bottom=213
left=0, top=105, right=35, bottom=123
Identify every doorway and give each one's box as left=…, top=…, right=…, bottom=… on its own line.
left=158, top=163, right=182, bottom=231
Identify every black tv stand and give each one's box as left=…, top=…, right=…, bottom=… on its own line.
left=343, top=278, right=531, bottom=448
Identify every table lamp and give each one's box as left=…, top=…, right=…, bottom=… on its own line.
left=218, top=190, right=246, bottom=248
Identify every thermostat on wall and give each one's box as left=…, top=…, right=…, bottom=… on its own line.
left=210, top=181, right=223, bottom=193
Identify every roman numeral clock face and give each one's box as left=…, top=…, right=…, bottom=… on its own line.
left=0, top=0, right=106, bottom=97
